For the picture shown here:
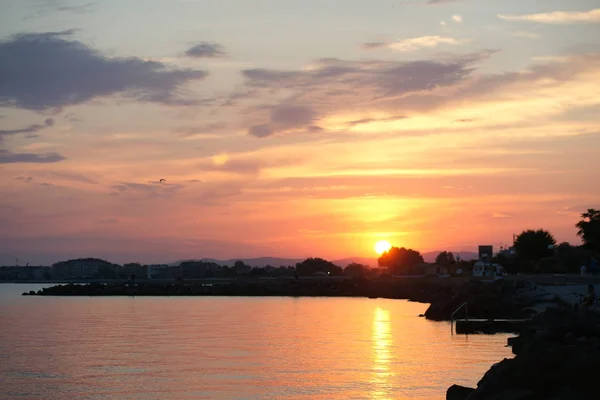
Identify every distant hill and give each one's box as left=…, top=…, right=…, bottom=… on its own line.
left=169, top=251, right=478, bottom=268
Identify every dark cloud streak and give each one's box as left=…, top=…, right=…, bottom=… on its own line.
left=240, top=52, right=494, bottom=136
left=0, top=30, right=208, bottom=111
left=0, top=150, right=65, bottom=164
left=0, top=118, right=54, bottom=141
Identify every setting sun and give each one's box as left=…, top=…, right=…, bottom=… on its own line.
left=374, top=240, right=392, bottom=255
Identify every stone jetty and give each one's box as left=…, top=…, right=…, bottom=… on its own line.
left=447, top=288, right=600, bottom=400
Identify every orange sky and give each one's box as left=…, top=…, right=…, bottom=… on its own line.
left=1, top=1, right=599, bottom=264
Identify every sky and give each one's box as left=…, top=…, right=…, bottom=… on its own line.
left=1, top=0, right=599, bottom=265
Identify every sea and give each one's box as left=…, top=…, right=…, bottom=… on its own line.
left=0, top=283, right=513, bottom=399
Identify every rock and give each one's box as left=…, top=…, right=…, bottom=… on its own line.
left=446, top=384, right=475, bottom=400
left=484, top=388, right=533, bottom=400
left=464, top=310, right=600, bottom=399
left=425, top=279, right=528, bottom=321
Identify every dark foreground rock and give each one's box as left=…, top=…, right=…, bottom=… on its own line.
left=448, top=308, right=600, bottom=400
left=446, top=384, right=475, bottom=400
left=424, top=279, right=530, bottom=321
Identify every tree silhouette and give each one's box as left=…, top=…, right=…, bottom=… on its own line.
left=514, top=229, right=556, bottom=262
left=378, top=247, right=424, bottom=275
left=344, top=263, right=370, bottom=277
left=435, top=251, right=456, bottom=266
left=296, top=258, right=343, bottom=276
left=576, top=209, right=600, bottom=252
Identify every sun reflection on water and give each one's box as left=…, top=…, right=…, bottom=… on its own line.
left=371, top=307, right=394, bottom=400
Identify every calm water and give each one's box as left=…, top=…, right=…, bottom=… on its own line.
left=0, top=284, right=513, bottom=399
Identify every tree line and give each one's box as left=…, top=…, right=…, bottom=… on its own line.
left=377, top=208, right=600, bottom=275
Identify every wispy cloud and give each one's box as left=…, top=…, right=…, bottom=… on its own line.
left=364, top=36, right=464, bottom=52
left=14, top=176, right=55, bottom=187
left=110, top=181, right=185, bottom=197
left=452, top=15, right=463, bottom=24
left=248, top=105, right=317, bottom=138
left=238, top=51, right=494, bottom=135
left=491, top=212, right=511, bottom=219
left=0, top=30, right=208, bottom=111
left=24, top=1, right=95, bottom=20
left=511, top=31, right=541, bottom=39
left=177, top=122, right=227, bottom=138
left=185, top=42, right=227, bottom=58
left=498, top=8, right=600, bottom=24
left=0, top=150, right=65, bottom=164
left=428, top=0, right=461, bottom=4
left=0, top=118, right=54, bottom=140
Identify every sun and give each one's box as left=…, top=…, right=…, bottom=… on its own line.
left=375, top=240, right=392, bottom=255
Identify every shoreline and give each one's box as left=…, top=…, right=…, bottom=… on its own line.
left=447, top=283, right=600, bottom=400
left=23, top=276, right=558, bottom=321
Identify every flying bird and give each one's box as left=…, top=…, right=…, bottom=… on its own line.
left=159, top=178, right=166, bottom=183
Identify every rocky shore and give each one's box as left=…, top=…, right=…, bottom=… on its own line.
left=25, top=277, right=451, bottom=304
left=25, top=277, right=534, bottom=318
left=25, top=277, right=553, bottom=321
left=447, top=304, right=600, bottom=399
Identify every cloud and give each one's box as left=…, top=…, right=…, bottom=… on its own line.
left=0, top=30, right=208, bottom=111
left=0, top=118, right=54, bottom=140
left=110, top=181, right=185, bottom=197
left=248, top=124, right=274, bottom=138
left=271, top=105, right=316, bottom=127
left=242, top=53, right=487, bottom=99
left=24, top=1, right=95, bottom=19
left=238, top=51, right=493, bottom=132
left=248, top=105, right=316, bottom=137
left=54, top=2, right=95, bottom=14
left=363, top=36, right=464, bottom=52
left=491, top=212, right=511, bottom=219
left=0, top=150, right=65, bottom=163
left=498, top=8, right=600, bottom=24
left=346, top=116, right=406, bottom=127
left=12, top=171, right=97, bottom=186
left=178, top=122, right=227, bottom=137
left=511, top=31, right=541, bottom=39
left=452, top=15, right=463, bottom=23
left=185, top=42, right=227, bottom=58
left=42, top=171, right=98, bottom=185
left=13, top=176, right=55, bottom=187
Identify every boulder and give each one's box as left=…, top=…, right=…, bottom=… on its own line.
left=446, top=384, right=475, bottom=400
left=425, top=279, right=527, bottom=321
left=465, top=311, right=600, bottom=399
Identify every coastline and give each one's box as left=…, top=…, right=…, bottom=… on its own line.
left=447, top=282, right=600, bottom=400
left=23, top=275, right=555, bottom=321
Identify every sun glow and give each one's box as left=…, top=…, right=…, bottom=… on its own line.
left=375, top=240, right=392, bottom=255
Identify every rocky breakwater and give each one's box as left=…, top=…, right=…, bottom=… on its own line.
left=26, top=277, right=456, bottom=301
left=424, top=279, right=553, bottom=321
left=447, top=308, right=600, bottom=400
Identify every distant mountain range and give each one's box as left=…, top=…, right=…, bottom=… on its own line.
left=169, top=251, right=479, bottom=268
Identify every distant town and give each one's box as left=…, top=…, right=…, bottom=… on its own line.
left=1, top=242, right=597, bottom=283
left=1, top=250, right=485, bottom=283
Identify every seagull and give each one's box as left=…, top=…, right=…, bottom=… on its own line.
left=159, top=178, right=166, bottom=183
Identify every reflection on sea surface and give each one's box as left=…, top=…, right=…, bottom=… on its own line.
left=371, top=307, right=394, bottom=400
left=0, top=284, right=513, bottom=399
